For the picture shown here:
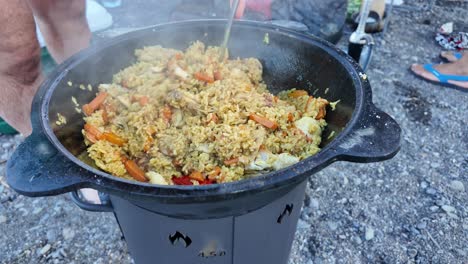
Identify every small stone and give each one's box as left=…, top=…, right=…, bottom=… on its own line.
left=327, top=221, right=338, bottom=231
left=310, top=198, right=319, bottom=210
left=343, top=176, right=349, bottom=185
left=59, top=248, right=67, bottom=258
left=416, top=222, right=427, bottom=230
left=352, top=236, right=362, bottom=245
left=426, top=188, right=437, bottom=195
left=447, top=212, right=459, bottom=219
left=410, top=227, right=420, bottom=236
left=49, top=250, right=61, bottom=259
left=365, top=227, right=375, bottom=240
left=46, top=230, right=58, bottom=243
left=429, top=206, right=439, bottom=212
left=33, top=207, right=43, bottom=215
left=354, top=178, right=362, bottom=185
left=0, top=214, right=7, bottom=224
left=449, top=180, right=465, bottom=192
left=39, top=244, right=51, bottom=255
left=1, top=142, right=12, bottom=149
left=420, top=181, right=428, bottom=189
left=441, top=205, right=456, bottom=213
left=407, top=248, right=418, bottom=258
left=297, top=219, right=310, bottom=230
left=456, top=249, right=467, bottom=257
left=62, top=228, right=75, bottom=240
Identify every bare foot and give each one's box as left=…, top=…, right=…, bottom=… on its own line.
left=411, top=54, right=468, bottom=89
left=440, top=51, right=463, bottom=62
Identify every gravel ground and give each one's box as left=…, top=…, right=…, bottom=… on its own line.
left=1, top=1, right=467, bottom=263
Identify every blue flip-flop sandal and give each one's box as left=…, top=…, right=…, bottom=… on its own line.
left=419, top=64, right=468, bottom=92
left=453, top=52, right=463, bottom=60
left=441, top=51, right=463, bottom=61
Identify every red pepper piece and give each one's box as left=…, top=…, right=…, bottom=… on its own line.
left=172, top=175, right=193, bottom=185
left=199, top=179, right=215, bottom=185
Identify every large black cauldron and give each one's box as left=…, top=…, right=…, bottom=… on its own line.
left=7, top=20, right=400, bottom=264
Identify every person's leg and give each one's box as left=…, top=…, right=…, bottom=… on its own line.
left=27, top=0, right=91, bottom=63
left=0, top=0, right=43, bottom=135
left=411, top=53, right=468, bottom=89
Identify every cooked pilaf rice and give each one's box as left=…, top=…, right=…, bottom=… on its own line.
left=81, top=41, right=329, bottom=185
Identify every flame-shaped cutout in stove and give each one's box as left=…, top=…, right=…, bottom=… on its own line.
left=277, top=204, right=294, bottom=224
left=169, top=231, right=192, bottom=248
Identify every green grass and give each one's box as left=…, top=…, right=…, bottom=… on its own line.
left=347, top=0, right=362, bottom=18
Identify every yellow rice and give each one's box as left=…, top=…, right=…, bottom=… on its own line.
left=82, top=41, right=329, bottom=185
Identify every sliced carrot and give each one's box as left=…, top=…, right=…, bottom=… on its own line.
left=304, top=96, right=314, bottom=112
left=287, top=113, right=294, bottom=122
left=249, top=114, right=278, bottom=130
left=208, top=166, right=221, bottom=180
left=143, top=144, right=151, bottom=153
left=123, top=159, right=148, bottom=182
left=273, top=96, right=279, bottom=103
left=315, top=106, right=326, bottom=120
left=174, top=53, right=184, bottom=60
left=101, top=132, right=127, bottom=146
left=315, top=99, right=329, bottom=120
left=84, top=132, right=98, bottom=144
left=224, top=157, right=239, bottom=166
left=146, top=127, right=157, bottom=136
left=82, top=92, right=108, bottom=116
left=139, top=96, right=149, bottom=106
left=161, top=105, right=172, bottom=123
left=214, top=70, right=223, bottom=81
left=289, top=90, right=308, bottom=98
left=189, top=171, right=205, bottom=182
left=194, top=72, right=214, bottom=83
left=84, top=123, right=103, bottom=139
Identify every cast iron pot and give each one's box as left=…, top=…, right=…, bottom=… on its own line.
left=6, top=20, right=400, bottom=263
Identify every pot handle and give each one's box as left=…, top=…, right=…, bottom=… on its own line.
left=335, top=105, right=401, bottom=162
left=70, top=191, right=113, bottom=212
left=6, top=133, right=90, bottom=197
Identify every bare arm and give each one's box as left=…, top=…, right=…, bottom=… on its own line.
left=27, top=0, right=91, bottom=63
left=0, top=0, right=42, bottom=135
left=0, top=0, right=91, bottom=135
